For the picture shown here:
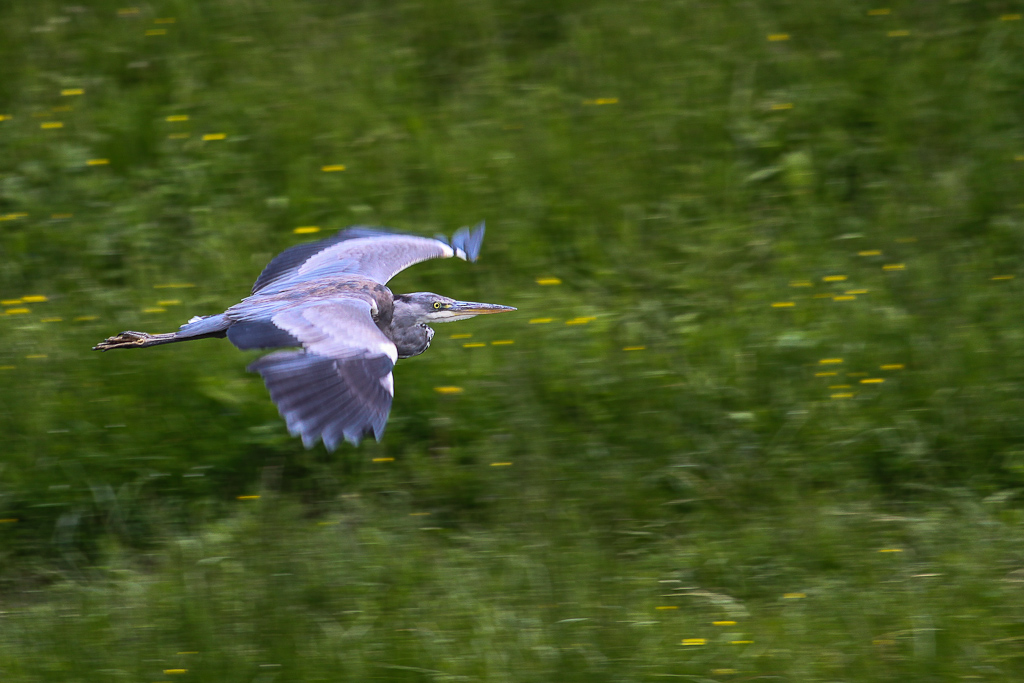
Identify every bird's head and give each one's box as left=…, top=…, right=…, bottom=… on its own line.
left=394, top=292, right=516, bottom=324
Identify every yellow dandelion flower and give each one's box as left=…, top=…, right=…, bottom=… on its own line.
left=0, top=518, right=18, bottom=522
left=846, top=289, right=869, bottom=295
left=293, top=226, right=320, bottom=234
left=450, top=333, right=472, bottom=339
left=86, top=159, right=110, bottom=166
left=655, top=606, right=678, bottom=610
left=491, top=340, right=514, bottom=345
left=144, top=307, right=166, bottom=313
left=490, top=462, right=513, bottom=467
left=40, top=121, right=63, bottom=129
left=1000, top=14, right=1021, bottom=21
left=767, top=33, right=790, bottom=41
left=162, top=669, right=187, bottom=674
left=771, top=103, right=793, bottom=110
left=0, top=115, right=11, bottom=122
left=463, top=342, right=486, bottom=348
left=529, top=318, right=553, bottom=324
left=321, top=164, right=346, bottom=172
left=823, top=275, right=847, bottom=282
left=880, top=364, right=904, bottom=370
left=623, top=345, right=646, bottom=351
left=535, top=277, right=561, bottom=285
left=771, top=302, right=795, bottom=308
left=831, top=393, right=854, bottom=399
left=433, top=386, right=463, bottom=394
left=1, top=299, right=22, bottom=306
left=731, top=640, right=754, bottom=645
left=991, top=275, right=1014, bottom=281
left=584, top=98, right=619, bottom=105
left=21, top=295, right=47, bottom=303
left=883, top=263, right=905, bottom=271
left=5, top=308, right=30, bottom=315
left=166, top=115, right=189, bottom=122
left=783, top=592, right=806, bottom=599
left=819, top=358, right=843, bottom=364
left=236, top=495, right=260, bottom=500
left=202, top=133, right=226, bottom=141
left=858, top=250, right=881, bottom=256
left=833, top=295, right=856, bottom=301
left=565, top=317, right=596, bottom=325
left=879, top=548, right=903, bottom=552
left=372, top=457, right=395, bottom=463
left=815, top=371, right=837, bottom=377
left=681, top=638, right=706, bottom=646
left=158, top=300, right=181, bottom=306
left=713, top=620, right=737, bottom=625
left=860, top=378, right=885, bottom=384
left=61, top=88, right=84, bottom=96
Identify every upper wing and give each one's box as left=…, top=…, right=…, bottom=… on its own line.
left=244, top=298, right=399, bottom=450
left=252, top=223, right=485, bottom=293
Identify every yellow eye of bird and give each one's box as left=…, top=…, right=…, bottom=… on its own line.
left=433, top=302, right=442, bottom=309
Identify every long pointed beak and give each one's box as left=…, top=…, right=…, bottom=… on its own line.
left=450, top=301, right=517, bottom=315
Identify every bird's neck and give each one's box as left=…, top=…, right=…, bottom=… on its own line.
left=386, top=321, right=433, bottom=359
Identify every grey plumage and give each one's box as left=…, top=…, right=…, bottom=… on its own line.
left=94, top=223, right=515, bottom=449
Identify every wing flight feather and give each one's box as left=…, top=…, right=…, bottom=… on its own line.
left=251, top=223, right=484, bottom=293
left=246, top=298, right=398, bottom=449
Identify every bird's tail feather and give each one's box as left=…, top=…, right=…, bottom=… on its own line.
left=93, top=314, right=230, bottom=351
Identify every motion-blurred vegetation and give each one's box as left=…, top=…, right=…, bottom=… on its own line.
left=3, top=0, right=1024, bottom=679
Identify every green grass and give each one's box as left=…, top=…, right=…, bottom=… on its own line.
left=2, top=0, right=1024, bottom=679
left=7, top=495, right=1024, bottom=681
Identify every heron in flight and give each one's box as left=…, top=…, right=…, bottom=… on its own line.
left=94, top=223, right=514, bottom=449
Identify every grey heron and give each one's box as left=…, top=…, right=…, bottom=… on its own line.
left=94, top=223, right=515, bottom=450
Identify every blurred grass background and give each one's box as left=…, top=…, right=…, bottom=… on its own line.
left=3, top=0, right=1024, bottom=679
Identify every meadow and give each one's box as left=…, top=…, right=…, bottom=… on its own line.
left=2, top=0, right=1024, bottom=679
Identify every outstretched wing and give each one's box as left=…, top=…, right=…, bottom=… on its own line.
left=244, top=298, right=399, bottom=450
left=252, top=223, right=485, bottom=293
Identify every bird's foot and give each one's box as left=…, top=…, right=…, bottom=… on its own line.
left=93, top=330, right=158, bottom=351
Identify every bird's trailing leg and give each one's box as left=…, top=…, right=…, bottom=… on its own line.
left=93, top=330, right=180, bottom=351
left=94, top=314, right=231, bottom=351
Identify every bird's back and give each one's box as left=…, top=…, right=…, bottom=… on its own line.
left=228, top=275, right=394, bottom=329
